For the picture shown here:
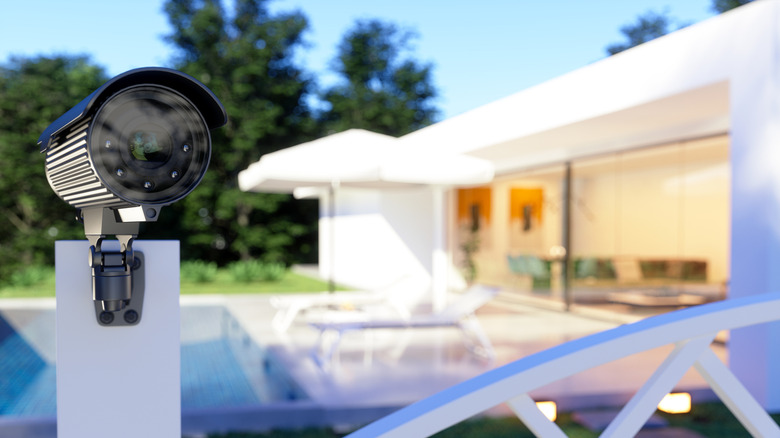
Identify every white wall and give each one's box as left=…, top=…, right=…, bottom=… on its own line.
left=318, top=187, right=433, bottom=296
left=726, top=1, right=780, bottom=411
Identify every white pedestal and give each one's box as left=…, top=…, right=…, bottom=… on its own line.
left=56, top=240, right=180, bottom=438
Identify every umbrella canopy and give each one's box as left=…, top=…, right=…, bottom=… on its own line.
left=238, top=129, right=401, bottom=192
left=238, top=129, right=493, bottom=192
left=237, top=128, right=495, bottom=311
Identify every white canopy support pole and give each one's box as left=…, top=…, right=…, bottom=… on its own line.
left=327, top=180, right=339, bottom=293
left=432, top=186, right=447, bottom=313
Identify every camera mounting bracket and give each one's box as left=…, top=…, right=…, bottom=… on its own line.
left=91, top=251, right=146, bottom=327
left=82, top=207, right=145, bottom=326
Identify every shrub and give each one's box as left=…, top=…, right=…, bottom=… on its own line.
left=228, top=260, right=286, bottom=283
left=258, top=263, right=286, bottom=282
left=228, top=260, right=260, bottom=283
left=9, top=265, right=53, bottom=288
left=180, top=260, right=218, bottom=283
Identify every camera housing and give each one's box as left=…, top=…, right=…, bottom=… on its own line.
left=38, top=67, right=226, bottom=324
left=39, top=67, right=226, bottom=219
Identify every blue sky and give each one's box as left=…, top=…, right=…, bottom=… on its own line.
left=0, top=0, right=717, bottom=120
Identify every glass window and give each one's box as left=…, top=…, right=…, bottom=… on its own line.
left=570, top=136, right=730, bottom=315
left=455, top=135, right=730, bottom=317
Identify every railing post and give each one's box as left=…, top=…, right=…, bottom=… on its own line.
left=695, top=349, right=780, bottom=437
left=602, top=335, right=715, bottom=437
left=506, top=394, right=566, bottom=438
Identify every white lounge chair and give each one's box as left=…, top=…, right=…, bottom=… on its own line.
left=270, top=276, right=418, bottom=332
left=308, top=285, right=499, bottom=367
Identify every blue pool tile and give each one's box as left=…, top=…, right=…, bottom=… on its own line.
left=0, top=314, right=15, bottom=344
left=181, top=338, right=260, bottom=409
left=4, top=366, right=56, bottom=416
left=0, top=324, right=47, bottom=415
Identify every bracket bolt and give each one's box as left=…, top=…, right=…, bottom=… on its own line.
left=99, top=311, right=114, bottom=325
left=124, top=310, right=139, bottom=324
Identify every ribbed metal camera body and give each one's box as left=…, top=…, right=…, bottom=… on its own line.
left=39, top=67, right=227, bottom=219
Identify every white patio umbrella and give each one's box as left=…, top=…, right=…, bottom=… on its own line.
left=239, top=129, right=416, bottom=192
left=238, top=129, right=494, bottom=311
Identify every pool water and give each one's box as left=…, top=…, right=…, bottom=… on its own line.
left=181, top=305, right=306, bottom=408
left=0, top=305, right=306, bottom=417
left=0, top=312, right=55, bottom=416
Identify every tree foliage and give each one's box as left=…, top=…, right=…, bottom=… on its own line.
left=158, top=0, right=319, bottom=265
left=320, top=19, right=438, bottom=136
left=607, top=1, right=755, bottom=56
left=712, top=0, right=754, bottom=13
left=0, top=56, right=108, bottom=282
left=0, top=5, right=441, bottom=280
left=606, top=10, right=675, bottom=56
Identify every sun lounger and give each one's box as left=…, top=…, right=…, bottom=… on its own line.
left=308, top=285, right=499, bottom=367
left=270, top=276, right=417, bottom=332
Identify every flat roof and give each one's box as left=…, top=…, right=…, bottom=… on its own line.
left=399, top=1, right=776, bottom=174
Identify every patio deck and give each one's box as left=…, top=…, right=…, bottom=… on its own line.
left=215, top=290, right=724, bottom=431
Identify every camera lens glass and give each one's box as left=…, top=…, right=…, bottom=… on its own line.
left=89, top=85, right=210, bottom=204
left=129, top=129, right=170, bottom=163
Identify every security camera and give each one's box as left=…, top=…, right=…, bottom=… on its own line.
left=38, top=67, right=226, bottom=325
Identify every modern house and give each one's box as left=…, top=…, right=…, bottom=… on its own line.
left=241, top=0, right=780, bottom=409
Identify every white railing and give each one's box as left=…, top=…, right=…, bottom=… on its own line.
left=346, top=293, right=780, bottom=437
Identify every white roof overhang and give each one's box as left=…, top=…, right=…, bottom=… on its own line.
left=467, top=81, right=729, bottom=173
left=398, top=1, right=778, bottom=174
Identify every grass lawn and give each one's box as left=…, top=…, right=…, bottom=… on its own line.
left=0, top=269, right=56, bottom=298
left=206, top=403, right=780, bottom=438
left=202, top=414, right=600, bottom=438
left=0, top=267, right=343, bottom=299
left=180, top=270, right=346, bottom=295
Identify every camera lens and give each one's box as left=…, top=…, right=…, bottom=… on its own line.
left=88, top=85, right=211, bottom=205
left=129, top=130, right=170, bottom=163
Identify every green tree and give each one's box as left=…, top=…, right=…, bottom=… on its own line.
left=160, top=0, right=319, bottom=265
left=606, top=10, right=675, bottom=56
left=712, top=0, right=753, bottom=13
left=321, top=19, right=438, bottom=137
left=0, top=56, right=107, bottom=282
left=608, top=1, right=754, bottom=57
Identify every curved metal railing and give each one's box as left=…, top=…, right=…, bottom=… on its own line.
left=347, top=293, right=780, bottom=437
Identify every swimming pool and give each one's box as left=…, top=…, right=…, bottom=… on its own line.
left=0, top=304, right=307, bottom=418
